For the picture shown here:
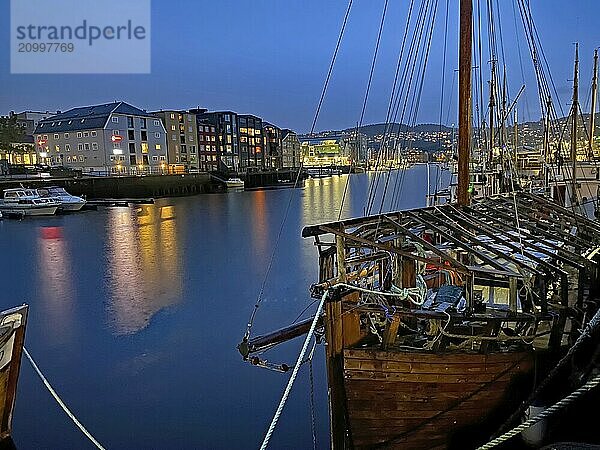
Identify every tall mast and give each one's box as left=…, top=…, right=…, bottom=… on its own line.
left=571, top=43, right=579, bottom=205
left=543, top=96, right=552, bottom=191
left=457, top=0, right=473, bottom=206
left=590, top=48, right=598, bottom=158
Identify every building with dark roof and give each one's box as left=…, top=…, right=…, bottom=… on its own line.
left=34, top=102, right=167, bottom=174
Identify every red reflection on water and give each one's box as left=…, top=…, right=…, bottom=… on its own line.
left=39, top=226, right=63, bottom=240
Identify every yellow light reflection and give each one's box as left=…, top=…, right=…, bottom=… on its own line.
left=302, top=175, right=352, bottom=227
left=105, top=204, right=182, bottom=335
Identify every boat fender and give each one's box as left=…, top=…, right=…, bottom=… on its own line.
left=521, top=404, right=547, bottom=447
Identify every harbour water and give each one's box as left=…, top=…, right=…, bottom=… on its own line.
left=1, top=166, right=448, bottom=449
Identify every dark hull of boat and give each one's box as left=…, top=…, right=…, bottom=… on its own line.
left=341, top=348, right=534, bottom=449
left=0, top=305, right=28, bottom=442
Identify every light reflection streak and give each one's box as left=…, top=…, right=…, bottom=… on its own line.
left=37, top=226, right=75, bottom=344
left=105, top=204, right=182, bottom=335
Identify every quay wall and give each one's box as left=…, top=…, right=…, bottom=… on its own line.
left=0, top=174, right=214, bottom=199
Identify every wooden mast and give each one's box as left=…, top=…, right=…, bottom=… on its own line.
left=590, top=48, right=598, bottom=158
left=457, top=0, right=473, bottom=206
left=571, top=43, right=579, bottom=205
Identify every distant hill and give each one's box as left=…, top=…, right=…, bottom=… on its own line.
left=342, top=123, right=453, bottom=137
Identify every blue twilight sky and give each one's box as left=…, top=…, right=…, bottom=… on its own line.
left=1, top=0, right=599, bottom=133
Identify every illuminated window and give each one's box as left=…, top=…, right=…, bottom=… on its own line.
left=227, top=135, right=232, bottom=144
left=79, top=155, right=84, bottom=161
left=55, top=145, right=60, bottom=152
left=170, top=113, right=175, bottom=119
left=141, top=143, right=148, bottom=154
left=155, top=144, right=161, bottom=150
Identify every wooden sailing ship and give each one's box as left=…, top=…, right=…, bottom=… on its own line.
left=0, top=305, right=28, bottom=443
left=240, top=1, right=600, bottom=448
left=300, top=192, right=600, bottom=448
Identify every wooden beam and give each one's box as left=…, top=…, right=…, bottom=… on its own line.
left=319, top=225, right=470, bottom=274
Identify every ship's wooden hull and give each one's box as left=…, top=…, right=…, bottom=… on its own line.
left=342, top=348, right=534, bottom=449
left=0, top=305, right=28, bottom=442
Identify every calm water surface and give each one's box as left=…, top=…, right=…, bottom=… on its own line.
left=0, top=167, right=448, bottom=449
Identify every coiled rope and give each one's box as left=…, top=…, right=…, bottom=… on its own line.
left=476, top=373, right=600, bottom=450
left=23, top=347, right=107, bottom=450
left=259, top=290, right=329, bottom=450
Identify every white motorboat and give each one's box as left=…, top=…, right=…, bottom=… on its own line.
left=0, top=188, right=59, bottom=217
left=225, top=177, right=245, bottom=191
left=37, top=186, right=86, bottom=212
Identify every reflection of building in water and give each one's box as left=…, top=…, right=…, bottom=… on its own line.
left=302, top=176, right=353, bottom=226
left=249, top=190, right=269, bottom=258
left=37, top=227, right=75, bottom=343
left=105, top=204, right=182, bottom=335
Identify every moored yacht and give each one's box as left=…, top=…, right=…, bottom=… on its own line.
left=225, top=177, right=245, bottom=191
left=0, top=188, right=59, bottom=217
left=37, top=186, right=87, bottom=212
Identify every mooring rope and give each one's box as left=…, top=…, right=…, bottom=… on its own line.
left=476, top=373, right=600, bottom=450
left=260, top=290, right=329, bottom=450
left=23, top=347, right=107, bottom=450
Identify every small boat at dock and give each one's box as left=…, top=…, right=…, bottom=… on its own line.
left=37, top=186, right=87, bottom=212
left=0, top=188, right=59, bottom=217
left=226, top=177, right=245, bottom=191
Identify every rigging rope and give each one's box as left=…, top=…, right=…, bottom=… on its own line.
left=23, top=347, right=107, bottom=450
left=338, top=0, right=388, bottom=221
left=243, top=0, right=353, bottom=342
left=477, top=373, right=600, bottom=450
left=259, top=290, right=328, bottom=450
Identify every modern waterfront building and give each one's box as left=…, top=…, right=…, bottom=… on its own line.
left=281, top=129, right=301, bottom=169
left=34, top=102, right=167, bottom=174
left=196, top=120, right=218, bottom=172
left=195, top=111, right=239, bottom=171
left=300, top=137, right=351, bottom=167
left=263, top=122, right=282, bottom=169
left=152, top=110, right=199, bottom=171
left=237, top=114, right=264, bottom=170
